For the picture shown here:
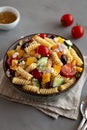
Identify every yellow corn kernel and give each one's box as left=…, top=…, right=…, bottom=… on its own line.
left=7, top=50, right=15, bottom=57
left=42, top=73, right=51, bottom=83
left=76, top=67, right=83, bottom=73
left=58, top=37, right=64, bottom=43
left=18, top=49, right=25, bottom=59
left=72, top=60, right=77, bottom=66
left=53, top=64, right=61, bottom=74
left=26, top=57, right=36, bottom=66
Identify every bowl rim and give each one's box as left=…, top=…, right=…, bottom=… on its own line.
left=3, top=33, right=84, bottom=98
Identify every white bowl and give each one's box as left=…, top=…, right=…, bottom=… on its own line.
left=0, top=6, right=20, bottom=30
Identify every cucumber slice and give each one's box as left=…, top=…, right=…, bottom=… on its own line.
left=32, top=78, right=40, bottom=87
left=53, top=77, right=64, bottom=87
left=64, top=40, right=73, bottom=48
left=37, top=57, right=48, bottom=71
left=37, top=57, right=48, bottom=66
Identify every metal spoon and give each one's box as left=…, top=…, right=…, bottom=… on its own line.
left=81, top=123, right=87, bottom=130
left=77, top=96, right=87, bottom=130
left=81, top=115, right=87, bottom=130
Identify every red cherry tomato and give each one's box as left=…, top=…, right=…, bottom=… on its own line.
left=7, top=57, right=17, bottom=66
left=38, top=33, right=46, bottom=39
left=61, top=14, right=74, bottom=26
left=36, top=45, right=50, bottom=56
left=31, top=69, right=42, bottom=81
left=71, top=25, right=84, bottom=39
left=7, top=57, right=12, bottom=66
left=60, top=63, right=76, bottom=78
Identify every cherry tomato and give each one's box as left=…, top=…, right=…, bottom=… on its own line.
left=36, top=45, right=50, bottom=56
left=38, top=33, right=46, bottom=39
left=60, top=63, right=76, bottom=78
left=7, top=57, right=13, bottom=66
left=31, top=69, right=42, bottom=81
left=71, top=25, right=84, bottom=38
left=7, top=57, right=17, bottom=66
left=61, top=14, right=74, bottom=26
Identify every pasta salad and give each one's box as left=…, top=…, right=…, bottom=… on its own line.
left=5, top=33, right=84, bottom=95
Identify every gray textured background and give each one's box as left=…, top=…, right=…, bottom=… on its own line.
left=0, top=0, right=87, bottom=130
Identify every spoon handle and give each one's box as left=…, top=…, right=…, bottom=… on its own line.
left=81, top=122, right=87, bottom=130
left=77, top=117, right=86, bottom=130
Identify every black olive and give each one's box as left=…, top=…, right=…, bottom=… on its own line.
left=10, top=69, right=15, bottom=75
left=61, top=54, right=67, bottom=65
left=21, top=37, right=33, bottom=49
left=21, top=42, right=29, bottom=49
left=47, top=34, right=56, bottom=39
left=25, top=37, right=33, bottom=43
left=45, top=81, right=52, bottom=88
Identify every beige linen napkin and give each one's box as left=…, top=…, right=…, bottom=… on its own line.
left=0, top=56, right=87, bottom=119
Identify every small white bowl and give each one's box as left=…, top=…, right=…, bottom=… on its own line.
left=0, top=6, right=20, bottom=30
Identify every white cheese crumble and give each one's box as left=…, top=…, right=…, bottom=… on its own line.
left=19, top=60, right=25, bottom=65
left=12, top=52, right=19, bottom=58
left=58, top=44, right=67, bottom=54
left=53, top=37, right=58, bottom=43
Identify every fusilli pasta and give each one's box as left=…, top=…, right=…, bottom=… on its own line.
left=16, top=66, right=33, bottom=80
left=69, top=47, right=83, bottom=66
left=12, top=77, right=31, bottom=85
left=58, top=78, right=76, bottom=91
left=22, top=85, right=39, bottom=93
left=25, top=63, right=37, bottom=72
left=45, top=37, right=56, bottom=46
left=33, top=35, right=52, bottom=48
left=51, top=51, right=63, bottom=66
left=25, top=41, right=40, bottom=54
left=39, top=88, right=58, bottom=95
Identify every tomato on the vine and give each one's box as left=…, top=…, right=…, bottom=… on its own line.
left=71, top=25, right=84, bottom=39
left=61, top=14, right=74, bottom=26
left=36, top=45, right=50, bottom=56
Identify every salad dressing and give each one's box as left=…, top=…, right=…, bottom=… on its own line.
left=0, top=11, right=17, bottom=24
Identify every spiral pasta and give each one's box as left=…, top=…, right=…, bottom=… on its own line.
left=51, top=71, right=58, bottom=78
left=64, top=77, right=70, bottom=83
left=25, top=41, right=40, bottom=53
left=16, top=66, right=32, bottom=80
left=22, top=85, right=39, bottom=93
left=45, top=37, right=56, bottom=46
left=25, top=63, right=37, bottom=72
left=69, top=47, right=83, bottom=66
left=51, top=51, right=63, bottom=66
left=12, top=77, right=31, bottom=85
left=58, top=78, right=76, bottom=91
left=66, top=48, right=73, bottom=63
left=33, top=35, right=52, bottom=48
left=39, top=88, right=58, bottom=95
left=41, top=81, right=46, bottom=88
